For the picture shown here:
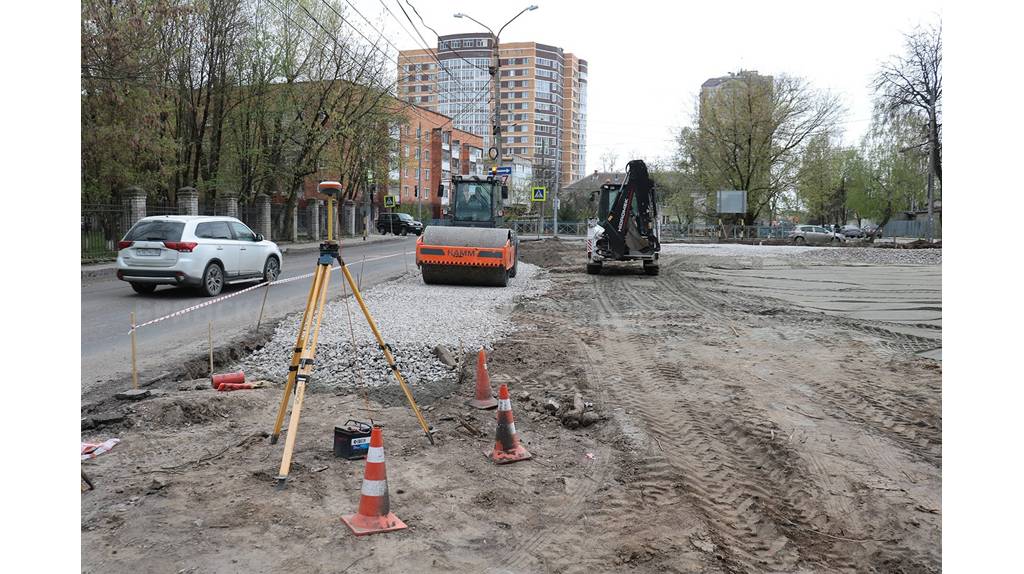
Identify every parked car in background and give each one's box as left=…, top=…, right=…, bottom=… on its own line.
left=842, top=225, right=866, bottom=238
left=788, top=224, right=846, bottom=245
left=116, top=216, right=282, bottom=296
left=376, top=212, right=423, bottom=236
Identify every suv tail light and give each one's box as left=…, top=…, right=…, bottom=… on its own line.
left=163, top=241, right=198, bottom=252
left=117, top=240, right=134, bottom=250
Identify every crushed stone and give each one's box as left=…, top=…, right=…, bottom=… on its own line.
left=239, top=263, right=551, bottom=394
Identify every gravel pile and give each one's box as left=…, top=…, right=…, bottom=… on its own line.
left=240, top=263, right=551, bottom=393
left=661, top=243, right=941, bottom=265
left=796, top=246, right=941, bottom=266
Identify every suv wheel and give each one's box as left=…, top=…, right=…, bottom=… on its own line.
left=400, top=227, right=408, bottom=236
left=794, top=236, right=805, bottom=245
left=263, top=256, right=280, bottom=283
left=131, top=282, right=156, bottom=295
left=200, top=262, right=224, bottom=297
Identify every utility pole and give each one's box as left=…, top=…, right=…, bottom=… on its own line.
left=553, top=145, right=560, bottom=237
left=539, top=139, right=546, bottom=239
left=455, top=6, right=538, bottom=219
left=416, top=122, right=423, bottom=221
left=926, top=143, right=934, bottom=243
left=491, top=37, right=502, bottom=175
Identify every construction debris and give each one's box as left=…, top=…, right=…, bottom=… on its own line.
left=432, top=344, right=458, bottom=367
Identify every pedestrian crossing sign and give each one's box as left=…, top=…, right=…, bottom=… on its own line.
left=531, top=187, right=547, bottom=202
left=384, top=195, right=397, bottom=208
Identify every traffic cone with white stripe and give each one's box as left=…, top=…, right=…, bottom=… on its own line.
left=485, top=384, right=532, bottom=464
left=467, top=347, right=498, bottom=409
left=341, top=426, right=407, bottom=536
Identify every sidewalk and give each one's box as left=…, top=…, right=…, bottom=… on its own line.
left=81, top=233, right=405, bottom=282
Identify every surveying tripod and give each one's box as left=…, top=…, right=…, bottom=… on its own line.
left=269, top=181, right=434, bottom=489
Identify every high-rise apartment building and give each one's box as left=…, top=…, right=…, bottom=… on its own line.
left=397, top=33, right=587, bottom=190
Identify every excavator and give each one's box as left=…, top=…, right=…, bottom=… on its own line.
left=415, top=173, right=518, bottom=287
left=586, top=159, right=661, bottom=275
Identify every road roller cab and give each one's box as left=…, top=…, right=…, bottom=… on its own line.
left=415, top=175, right=519, bottom=287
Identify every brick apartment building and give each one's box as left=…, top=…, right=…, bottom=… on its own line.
left=397, top=33, right=587, bottom=191
left=390, top=103, right=484, bottom=220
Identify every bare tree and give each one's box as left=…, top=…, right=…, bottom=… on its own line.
left=599, top=150, right=618, bottom=172
left=874, top=23, right=941, bottom=184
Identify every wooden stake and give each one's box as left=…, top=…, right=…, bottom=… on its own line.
left=256, top=281, right=271, bottom=332
left=130, top=311, right=139, bottom=390
left=208, top=321, right=214, bottom=379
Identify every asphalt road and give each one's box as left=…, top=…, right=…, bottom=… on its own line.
left=81, top=237, right=418, bottom=393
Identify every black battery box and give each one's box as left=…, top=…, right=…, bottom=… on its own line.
left=334, top=420, right=372, bottom=460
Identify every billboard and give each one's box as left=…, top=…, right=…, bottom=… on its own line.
left=716, top=190, right=748, bottom=214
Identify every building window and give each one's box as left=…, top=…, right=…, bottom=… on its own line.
left=425, top=168, right=430, bottom=180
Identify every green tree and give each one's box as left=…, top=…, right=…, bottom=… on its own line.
left=81, top=0, right=181, bottom=201
left=845, top=108, right=927, bottom=234
left=796, top=134, right=861, bottom=226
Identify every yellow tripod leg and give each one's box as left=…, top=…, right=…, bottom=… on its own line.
left=275, top=265, right=332, bottom=488
left=270, top=263, right=326, bottom=444
left=340, top=264, right=434, bottom=444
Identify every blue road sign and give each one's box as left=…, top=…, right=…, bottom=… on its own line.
left=496, top=166, right=512, bottom=175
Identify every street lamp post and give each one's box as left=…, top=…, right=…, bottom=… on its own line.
left=455, top=6, right=539, bottom=182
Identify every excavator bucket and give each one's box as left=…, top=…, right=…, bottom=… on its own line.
left=416, top=226, right=516, bottom=287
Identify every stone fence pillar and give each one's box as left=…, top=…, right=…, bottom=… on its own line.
left=177, top=187, right=198, bottom=215
left=217, top=192, right=238, bottom=218
left=122, top=186, right=147, bottom=230
left=343, top=200, right=356, bottom=236
left=307, top=200, right=320, bottom=241
left=291, top=205, right=298, bottom=242
left=255, top=194, right=271, bottom=239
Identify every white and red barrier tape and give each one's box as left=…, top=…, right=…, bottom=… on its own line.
left=127, top=251, right=411, bottom=334
left=128, top=266, right=338, bottom=333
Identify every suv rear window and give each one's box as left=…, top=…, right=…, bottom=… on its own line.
left=195, top=221, right=233, bottom=239
left=125, top=220, right=185, bottom=241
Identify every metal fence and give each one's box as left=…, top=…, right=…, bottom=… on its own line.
left=82, top=204, right=130, bottom=261
left=81, top=199, right=321, bottom=261
left=883, top=219, right=941, bottom=239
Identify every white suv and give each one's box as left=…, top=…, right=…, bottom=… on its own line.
left=116, top=216, right=283, bottom=296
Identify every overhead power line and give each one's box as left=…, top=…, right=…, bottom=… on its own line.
left=403, top=0, right=488, bottom=72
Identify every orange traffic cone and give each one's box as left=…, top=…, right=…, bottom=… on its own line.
left=341, top=426, right=408, bottom=536
left=467, top=347, right=498, bottom=409
left=485, top=384, right=532, bottom=464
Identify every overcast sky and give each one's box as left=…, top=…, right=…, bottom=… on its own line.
left=349, top=0, right=942, bottom=173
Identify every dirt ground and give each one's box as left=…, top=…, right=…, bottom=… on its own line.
left=81, top=239, right=941, bottom=573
